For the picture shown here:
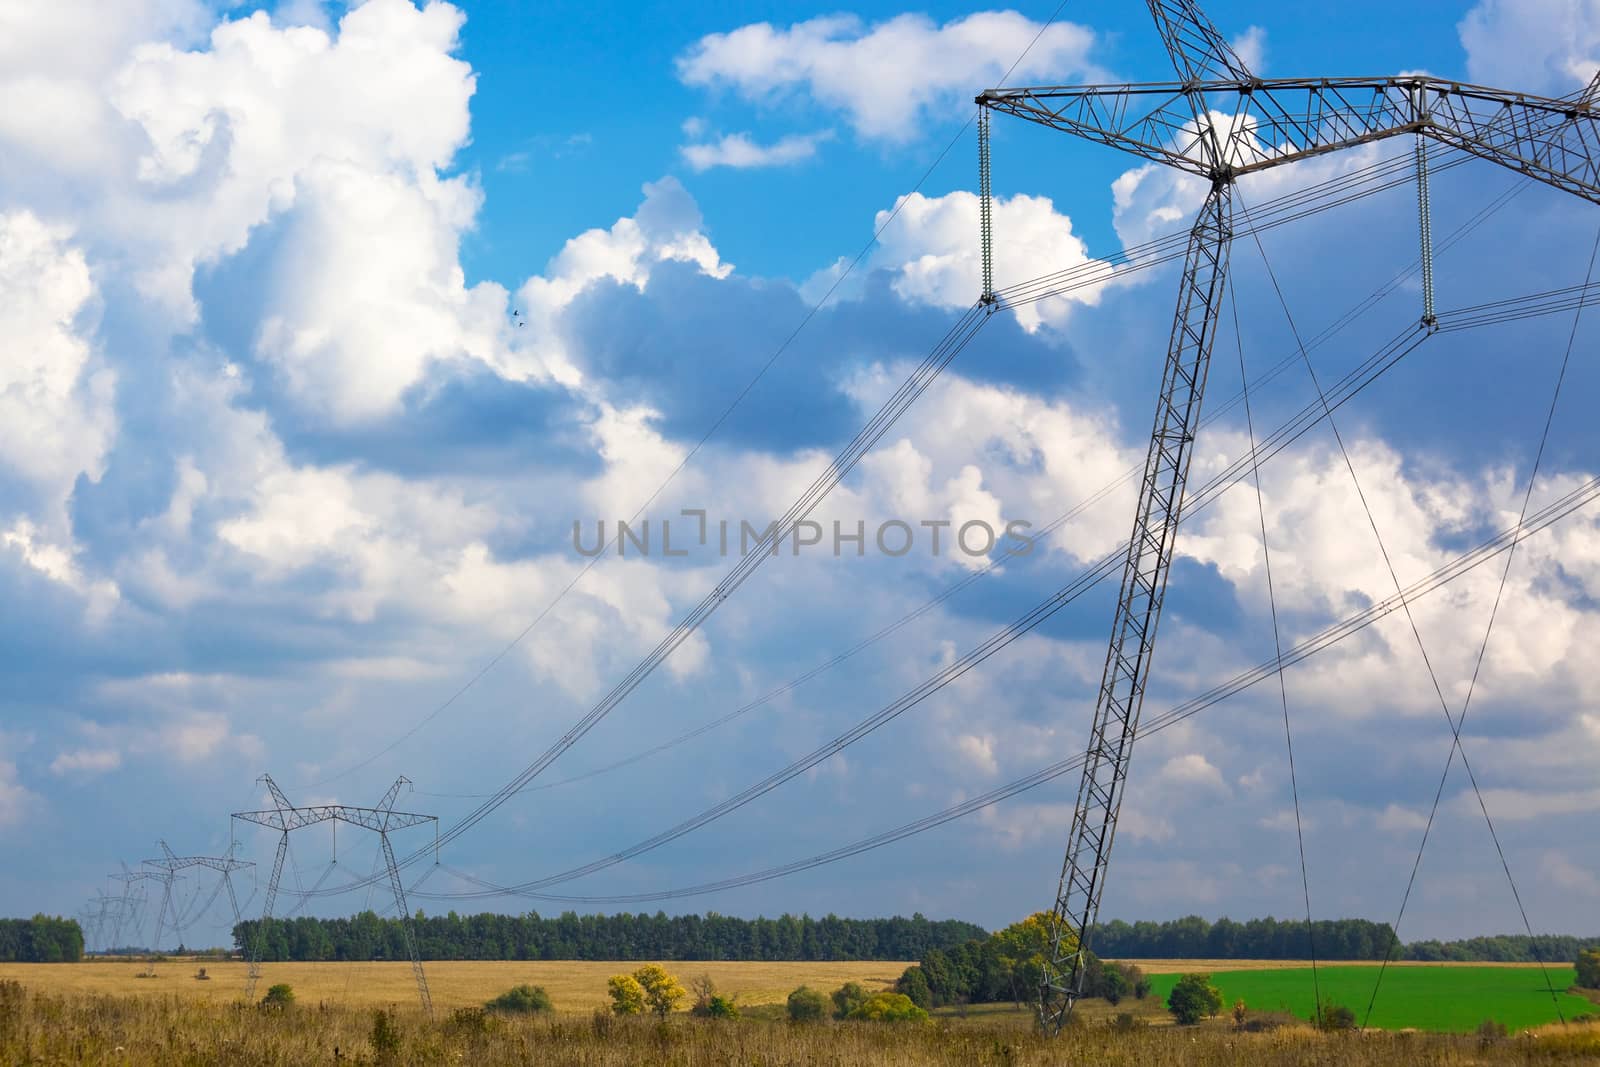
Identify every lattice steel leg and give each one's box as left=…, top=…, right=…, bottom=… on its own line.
left=1039, top=181, right=1234, bottom=1032
left=379, top=830, right=432, bottom=1017
left=245, top=832, right=288, bottom=1002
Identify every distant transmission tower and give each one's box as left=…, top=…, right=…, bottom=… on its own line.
left=232, top=775, right=437, bottom=1015
left=141, top=841, right=254, bottom=956
left=107, top=863, right=161, bottom=953
left=979, top=0, right=1600, bottom=1032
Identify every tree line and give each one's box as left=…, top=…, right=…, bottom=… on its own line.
left=1405, top=934, right=1600, bottom=963
left=231, top=910, right=987, bottom=962
left=1090, top=916, right=1398, bottom=960
left=0, top=916, right=83, bottom=962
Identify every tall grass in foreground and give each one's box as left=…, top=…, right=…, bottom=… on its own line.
left=1, top=981, right=1598, bottom=1065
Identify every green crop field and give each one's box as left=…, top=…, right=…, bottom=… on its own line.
left=1148, top=964, right=1593, bottom=1033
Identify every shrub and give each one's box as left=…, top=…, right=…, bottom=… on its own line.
left=485, top=984, right=552, bottom=1015
left=1476, top=1018, right=1508, bottom=1045
left=1110, top=1011, right=1146, bottom=1032
left=895, top=965, right=933, bottom=1010
left=1231, top=999, right=1248, bottom=1030
left=846, top=991, right=930, bottom=1022
left=787, top=985, right=828, bottom=1023
left=1167, top=973, right=1223, bottom=1025
left=370, top=1008, right=401, bottom=1061
left=607, top=974, right=645, bottom=1016
left=832, top=981, right=869, bottom=1019
left=590, top=1005, right=615, bottom=1037
left=705, top=995, right=739, bottom=1019
left=1578, top=949, right=1600, bottom=989
left=1100, top=964, right=1129, bottom=1005
left=632, top=964, right=686, bottom=1017
left=259, top=983, right=295, bottom=1011
left=1316, top=1001, right=1357, bottom=1031
left=1127, top=964, right=1153, bottom=1000
left=448, top=1006, right=491, bottom=1034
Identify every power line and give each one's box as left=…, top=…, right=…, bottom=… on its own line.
left=410, top=471, right=1600, bottom=905
left=1362, top=226, right=1600, bottom=1028
left=1239, top=190, right=1557, bottom=1032
left=305, top=0, right=1081, bottom=792
left=408, top=151, right=1529, bottom=808
left=1227, top=275, right=1321, bottom=1023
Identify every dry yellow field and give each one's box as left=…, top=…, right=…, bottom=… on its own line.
left=0, top=958, right=907, bottom=1013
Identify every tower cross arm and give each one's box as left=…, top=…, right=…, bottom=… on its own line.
left=231, top=805, right=436, bottom=833
left=981, top=76, right=1600, bottom=203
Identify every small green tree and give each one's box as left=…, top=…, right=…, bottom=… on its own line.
left=705, top=994, right=739, bottom=1019
left=632, top=963, right=685, bottom=1017
left=787, top=985, right=828, bottom=1022
left=831, top=981, right=869, bottom=1019
left=607, top=973, right=645, bottom=1015
left=485, top=984, right=552, bottom=1015
left=1098, top=963, right=1129, bottom=1005
left=847, top=991, right=930, bottom=1022
left=1167, top=973, right=1223, bottom=1025
left=260, top=983, right=295, bottom=1011
left=1577, top=949, right=1600, bottom=989
left=896, top=965, right=933, bottom=1010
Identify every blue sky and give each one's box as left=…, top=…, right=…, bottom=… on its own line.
left=2, top=0, right=1600, bottom=958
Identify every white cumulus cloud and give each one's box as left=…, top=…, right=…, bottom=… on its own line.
left=680, top=130, right=832, bottom=172
left=677, top=11, right=1100, bottom=141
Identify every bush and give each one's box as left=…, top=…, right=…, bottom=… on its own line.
left=1316, top=1001, right=1357, bottom=1031
left=590, top=1005, right=615, bottom=1038
left=787, top=985, right=828, bottom=1023
left=832, top=981, right=869, bottom=1019
left=895, top=965, right=933, bottom=1010
left=370, top=1008, right=401, bottom=1061
left=448, top=1006, right=492, bottom=1034
left=607, top=974, right=645, bottom=1016
left=1099, top=964, right=1128, bottom=1005
left=1110, top=1011, right=1146, bottom=1032
left=1167, top=973, right=1222, bottom=1025
left=485, top=984, right=552, bottom=1015
left=259, top=983, right=295, bottom=1011
left=1476, top=1018, right=1508, bottom=1045
left=1085, top=959, right=1147, bottom=1004
left=631, top=964, right=686, bottom=1017
left=705, top=994, right=739, bottom=1019
left=846, top=991, right=930, bottom=1022
left=1578, top=949, right=1600, bottom=989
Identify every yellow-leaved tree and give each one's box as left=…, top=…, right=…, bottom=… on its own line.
left=606, top=973, right=645, bottom=1015
left=991, top=912, right=1057, bottom=1007
left=631, top=964, right=686, bottom=1017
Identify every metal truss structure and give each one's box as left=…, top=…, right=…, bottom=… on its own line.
left=106, top=864, right=160, bottom=952
left=232, top=775, right=437, bottom=1014
left=978, top=0, right=1600, bottom=1033
left=140, top=841, right=254, bottom=956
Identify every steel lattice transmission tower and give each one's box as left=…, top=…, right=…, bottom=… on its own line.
left=140, top=841, right=254, bottom=956
left=232, top=775, right=438, bottom=1015
left=107, top=863, right=160, bottom=952
left=978, top=0, right=1600, bottom=1032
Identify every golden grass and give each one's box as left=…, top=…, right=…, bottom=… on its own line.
left=0, top=958, right=906, bottom=1013
left=3, top=979, right=1598, bottom=1067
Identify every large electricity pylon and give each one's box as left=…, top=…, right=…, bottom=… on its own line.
left=232, top=775, right=437, bottom=1015
left=141, top=841, right=254, bottom=955
left=980, top=0, right=1600, bottom=1032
